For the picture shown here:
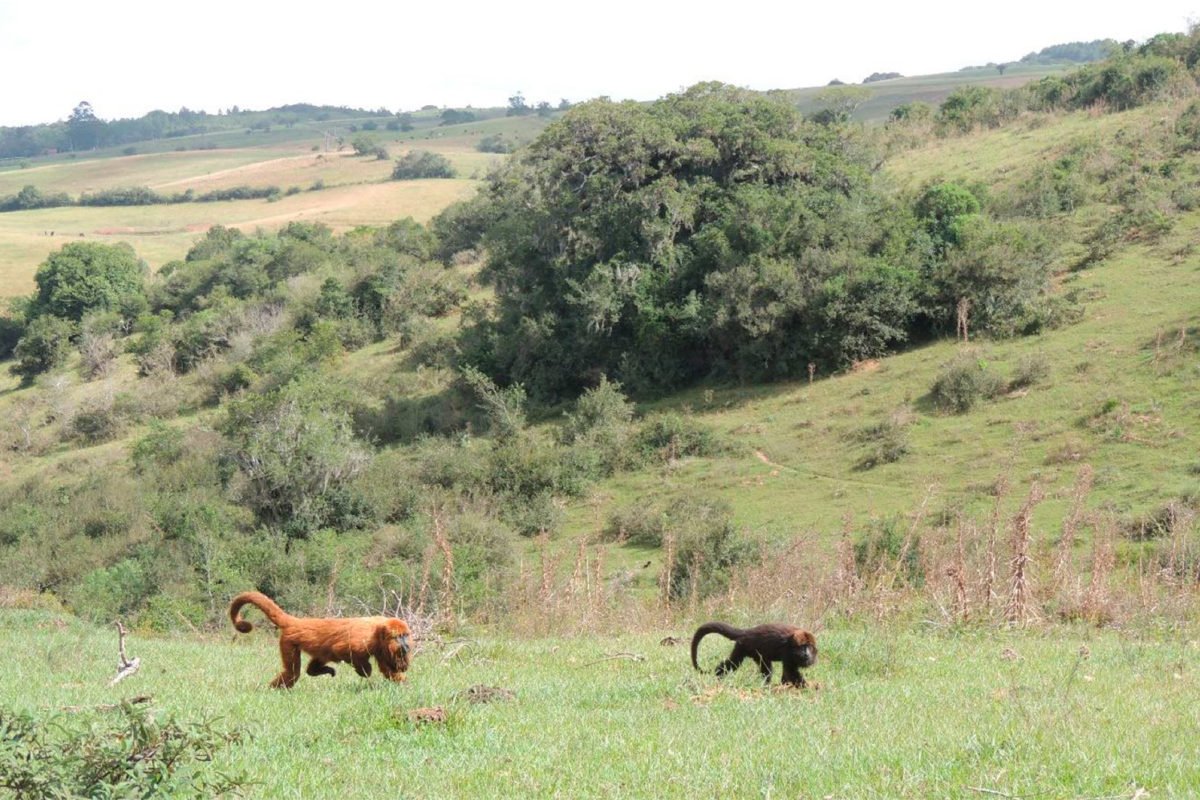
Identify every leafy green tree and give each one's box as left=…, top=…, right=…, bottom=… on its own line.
left=30, top=242, right=146, bottom=322
left=67, top=101, right=104, bottom=151
left=11, top=315, right=76, bottom=380
left=391, top=150, right=455, bottom=179
left=811, top=85, right=872, bottom=124
left=938, top=86, right=1001, bottom=131
left=440, top=108, right=477, bottom=126
left=915, top=182, right=981, bottom=253
left=350, top=134, right=378, bottom=156
left=448, top=82, right=900, bottom=399
left=315, top=278, right=355, bottom=319
left=506, top=92, right=530, bottom=116
left=934, top=217, right=1053, bottom=337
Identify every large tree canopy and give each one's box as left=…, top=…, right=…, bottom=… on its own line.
left=450, top=82, right=919, bottom=400
left=31, top=241, right=147, bottom=322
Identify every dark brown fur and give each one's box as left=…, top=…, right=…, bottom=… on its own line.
left=691, top=621, right=817, bottom=687
left=230, top=591, right=412, bottom=689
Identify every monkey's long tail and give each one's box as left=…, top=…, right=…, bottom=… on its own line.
left=691, top=621, right=748, bottom=671
left=229, top=591, right=297, bottom=634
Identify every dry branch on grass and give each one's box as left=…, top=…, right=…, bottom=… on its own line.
left=109, top=621, right=141, bottom=686
left=580, top=652, right=646, bottom=667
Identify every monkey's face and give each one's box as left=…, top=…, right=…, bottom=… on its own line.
left=386, top=622, right=413, bottom=670
left=792, top=632, right=818, bottom=667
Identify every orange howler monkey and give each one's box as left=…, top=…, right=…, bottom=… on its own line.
left=229, top=591, right=412, bottom=689
left=691, top=621, right=817, bottom=687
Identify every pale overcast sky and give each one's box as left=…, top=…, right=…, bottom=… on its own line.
left=0, top=0, right=1196, bottom=126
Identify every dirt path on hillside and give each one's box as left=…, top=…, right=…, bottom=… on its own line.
left=752, top=449, right=909, bottom=492
left=150, top=153, right=330, bottom=190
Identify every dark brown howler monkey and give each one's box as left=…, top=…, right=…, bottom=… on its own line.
left=691, top=621, right=817, bottom=686
left=230, top=591, right=412, bottom=689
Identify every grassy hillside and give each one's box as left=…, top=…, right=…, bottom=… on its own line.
left=1, top=92, right=1195, bottom=612
left=790, top=63, right=1072, bottom=122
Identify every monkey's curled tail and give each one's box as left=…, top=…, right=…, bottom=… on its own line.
left=229, top=591, right=297, bottom=634
left=690, top=621, right=747, bottom=671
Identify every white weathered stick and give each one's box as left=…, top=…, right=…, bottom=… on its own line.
left=109, top=621, right=141, bottom=686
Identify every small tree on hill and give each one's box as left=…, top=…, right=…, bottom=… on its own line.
left=11, top=315, right=76, bottom=380
left=351, top=134, right=378, bottom=156
left=392, top=151, right=456, bottom=180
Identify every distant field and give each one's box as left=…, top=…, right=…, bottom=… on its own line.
left=790, top=64, right=1072, bottom=122
left=0, top=175, right=479, bottom=296
left=0, top=111, right=553, bottom=296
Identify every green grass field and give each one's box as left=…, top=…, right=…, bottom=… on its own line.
left=4, top=609, right=1197, bottom=798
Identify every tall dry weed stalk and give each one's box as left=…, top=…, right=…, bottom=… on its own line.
left=1053, top=464, right=1094, bottom=591
left=660, top=529, right=677, bottom=609
left=950, top=516, right=971, bottom=622
left=981, top=476, right=1010, bottom=616
left=835, top=514, right=860, bottom=605
left=433, top=510, right=455, bottom=622
left=1163, top=503, right=1196, bottom=585
left=1006, top=482, right=1044, bottom=626
left=1083, top=514, right=1116, bottom=623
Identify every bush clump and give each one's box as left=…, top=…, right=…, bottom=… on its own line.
left=929, top=352, right=1006, bottom=413
left=0, top=702, right=246, bottom=798
left=392, top=151, right=456, bottom=180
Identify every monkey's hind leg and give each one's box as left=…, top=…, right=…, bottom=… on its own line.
left=714, top=646, right=747, bottom=678
left=754, top=654, right=774, bottom=684
left=270, top=640, right=302, bottom=689
left=306, top=658, right=336, bottom=678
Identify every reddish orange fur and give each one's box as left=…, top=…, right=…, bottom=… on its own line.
left=229, top=591, right=412, bottom=689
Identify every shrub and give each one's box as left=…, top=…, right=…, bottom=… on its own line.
left=351, top=134, right=378, bottom=156
left=1176, top=99, right=1200, bottom=151
left=392, top=150, right=456, bottom=180
left=77, top=186, right=167, bottom=206
left=11, top=315, right=76, bottom=380
left=71, top=404, right=123, bottom=444
left=195, top=185, right=279, bottom=202
left=67, top=558, right=155, bottom=623
left=929, top=352, right=1006, bottom=413
left=602, top=504, right=666, bottom=547
left=854, top=515, right=923, bottom=586
left=559, top=376, right=638, bottom=474
left=854, top=413, right=911, bottom=470
left=667, top=496, right=756, bottom=600
left=445, top=511, right=517, bottom=601
left=460, top=365, right=527, bottom=440
left=131, top=421, right=186, bottom=472
left=477, top=133, right=517, bottom=154
left=634, top=412, right=728, bottom=462
left=0, top=702, right=246, bottom=798
left=1008, top=353, right=1050, bottom=390
left=77, top=329, right=120, bottom=379
left=222, top=375, right=373, bottom=538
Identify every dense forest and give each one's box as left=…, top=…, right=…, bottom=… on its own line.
left=1, top=28, right=1199, bottom=629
